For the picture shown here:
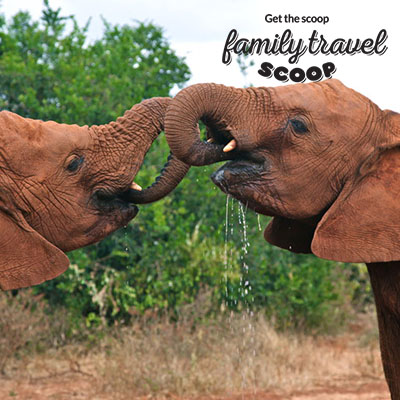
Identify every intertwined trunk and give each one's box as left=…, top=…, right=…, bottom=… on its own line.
left=164, top=83, right=269, bottom=166
left=91, top=97, right=189, bottom=204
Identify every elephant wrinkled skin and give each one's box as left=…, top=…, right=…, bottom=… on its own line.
left=0, top=97, right=188, bottom=291
left=164, top=79, right=400, bottom=399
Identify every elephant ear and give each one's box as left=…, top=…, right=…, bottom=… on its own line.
left=0, top=207, right=69, bottom=290
left=264, top=216, right=315, bottom=254
left=312, top=147, right=400, bottom=263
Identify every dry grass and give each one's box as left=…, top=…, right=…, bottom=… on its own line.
left=0, top=290, right=384, bottom=399
left=0, top=290, right=51, bottom=374
left=97, top=310, right=383, bottom=398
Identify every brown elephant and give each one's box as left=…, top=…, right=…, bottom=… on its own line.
left=0, top=97, right=188, bottom=291
left=162, top=79, right=400, bottom=399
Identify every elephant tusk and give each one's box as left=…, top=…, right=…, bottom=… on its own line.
left=207, top=138, right=215, bottom=143
left=131, top=182, right=142, bottom=191
left=223, top=139, right=237, bottom=152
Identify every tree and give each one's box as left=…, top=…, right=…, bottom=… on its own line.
left=0, top=0, right=190, bottom=125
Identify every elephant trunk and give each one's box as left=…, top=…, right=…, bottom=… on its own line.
left=94, top=97, right=190, bottom=204
left=122, top=154, right=189, bottom=204
left=122, top=97, right=190, bottom=204
left=164, top=83, right=247, bottom=166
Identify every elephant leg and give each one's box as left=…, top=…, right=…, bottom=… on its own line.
left=367, top=262, right=400, bottom=399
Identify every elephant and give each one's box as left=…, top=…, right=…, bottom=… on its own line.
left=160, top=79, right=400, bottom=398
left=0, top=97, right=188, bottom=291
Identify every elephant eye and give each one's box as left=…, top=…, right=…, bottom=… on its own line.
left=289, top=119, right=308, bottom=134
left=66, top=156, right=84, bottom=173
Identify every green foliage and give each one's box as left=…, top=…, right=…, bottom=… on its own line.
left=0, top=1, right=189, bottom=125
left=0, top=2, right=373, bottom=334
left=247, top=253, right=353, bottom=333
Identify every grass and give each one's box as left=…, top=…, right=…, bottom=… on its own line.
left=0, top=291, right=384, bottom=399
left=96, top=311, right=383, bottom=398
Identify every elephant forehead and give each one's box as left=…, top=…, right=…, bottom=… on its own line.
left=37, top=120, right=92, bottom=152
left=270, top=80, right=359, bottom=114
left=0, top=111, right=91, bottom=171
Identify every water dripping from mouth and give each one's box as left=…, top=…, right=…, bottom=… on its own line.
left=123, top=227, right=129, bottom=253
left=238, top=202, right=249, bottom=256
left=223, top=197, right=256, bottom=394
left=238, top=202, right=255, bottom=394
left=224, top=195, right=231, bottom=301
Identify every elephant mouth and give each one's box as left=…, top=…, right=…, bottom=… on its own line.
left=211, top=157, right=265, bottom=189
left=211, top=158, right=276, bottom=216
left=92, top=188, right=139, bottom=218
left=204, top=121, right=236, bottom=146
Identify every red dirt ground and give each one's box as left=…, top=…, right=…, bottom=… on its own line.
left=0, top=374, right=390, bottom=400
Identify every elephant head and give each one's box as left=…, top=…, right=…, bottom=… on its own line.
left=164, top=80, right=400, bottom=264
left=164, top=79, right=400, bottom=398
left=0, top=97, right=189, bottom=290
